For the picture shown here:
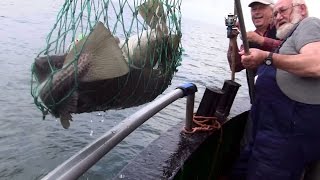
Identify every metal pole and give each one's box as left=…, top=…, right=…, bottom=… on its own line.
left=185, top=93, right=195, bottom=131
left=234, top=0, right=249, bottom=53
left=231, top=0, right=238, bottom=82
left=230, top=37, right=237, bottom=81
left=42, top=89, right=185, bottom=180
left=234, top=0, right=255, bottom=103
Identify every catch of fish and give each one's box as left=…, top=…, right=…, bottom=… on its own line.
left=32, top=0, right=181, bottom=129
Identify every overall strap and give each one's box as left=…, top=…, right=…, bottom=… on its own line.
left=275, top=23, right=300, bottom=53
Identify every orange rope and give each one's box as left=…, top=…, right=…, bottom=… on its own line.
left=183, top=114, right=221, bottom=134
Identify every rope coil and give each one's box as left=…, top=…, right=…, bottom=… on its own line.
left=183, top=114, right=221, bottom=134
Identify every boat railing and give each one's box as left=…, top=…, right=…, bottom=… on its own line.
left=41, top=83, right=198, bottom=180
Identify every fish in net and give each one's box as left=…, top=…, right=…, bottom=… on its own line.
left=31, top=0, right=182, bottom=129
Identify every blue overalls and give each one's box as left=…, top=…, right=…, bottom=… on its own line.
left=233, top=64, right=320, bottom=180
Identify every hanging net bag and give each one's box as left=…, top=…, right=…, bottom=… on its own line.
left=31, top=0, right=182, bottom=129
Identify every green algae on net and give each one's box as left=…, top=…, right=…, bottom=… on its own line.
left=31, top=0, right=183, bottom=129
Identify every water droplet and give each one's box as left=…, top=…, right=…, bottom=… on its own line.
left=97, top=112, right=102, bottom=116
left=89, top=130, right=93, bottom=136
left=90, top=119, right=93, bottom=123
left=100, top=119, right=104, bottom=122
left=119, top=174, right=125, bottom=179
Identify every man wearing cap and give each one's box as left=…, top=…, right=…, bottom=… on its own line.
left=227, top=0, right=281, bottom=151
left=238, top=0, right=320, bottom=179
left=227, top=0, right=281, bottom=72
left=227, top=0, right=281, bottom=179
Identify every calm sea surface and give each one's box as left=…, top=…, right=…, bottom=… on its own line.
left=0, top=0, right=250, bottom=179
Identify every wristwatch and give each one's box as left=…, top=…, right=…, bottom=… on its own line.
left=265, top=52, right=273, bottom=66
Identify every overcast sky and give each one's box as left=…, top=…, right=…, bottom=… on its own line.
left=181, top=0, right=320, bottom=30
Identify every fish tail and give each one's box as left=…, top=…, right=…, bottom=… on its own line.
left=60, top=113, right=71, bottom=129
left=138, top=0, right=168, bottom=33
left=58, top=91, right=79, bottom=129
left=155, top=5, right=168, bottom=36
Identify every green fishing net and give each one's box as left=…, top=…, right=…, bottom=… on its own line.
left=30, top=0, right=182, bottom=123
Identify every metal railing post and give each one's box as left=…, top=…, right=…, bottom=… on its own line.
left=185, top=93, right=195, bottom=131
left=176, top=83, right=197, bottom=132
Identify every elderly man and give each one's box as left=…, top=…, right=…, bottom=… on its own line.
left=227, top=0, right=282, bottom=104
left=238, top=0, right=320, bottom=179
left=228, top=1, right=281, bottom=179
left=227, top=0, right=281, bottom=72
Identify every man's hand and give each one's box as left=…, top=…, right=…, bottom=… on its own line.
left=247, top=31, right=264, bottom=45
left=229, top=28, right=239, bottom=39
left=239, top=48, right=268, bottom=69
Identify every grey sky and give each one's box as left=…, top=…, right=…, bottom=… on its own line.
left=181, top=0, right=320, bottom=30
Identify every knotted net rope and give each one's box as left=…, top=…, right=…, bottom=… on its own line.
left=30, top=0, right=182, bottom=128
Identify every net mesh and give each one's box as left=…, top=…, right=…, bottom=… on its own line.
left=30, top=0, right=182, bottom=124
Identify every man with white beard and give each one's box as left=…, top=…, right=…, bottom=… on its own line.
left=234, top=0, right=320, bottom=179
